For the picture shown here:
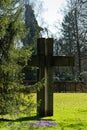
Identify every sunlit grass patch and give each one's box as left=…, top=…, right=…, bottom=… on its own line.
left=0, top=93, right=87, bottom=130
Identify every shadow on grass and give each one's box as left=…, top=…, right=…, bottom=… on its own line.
left=0, top=118, right=14, bottom=122
left=0, top=115, right=55, bottom=122
left=15, top=115, right=41, bottom=122
left=15, top=115, right=55, bottom=122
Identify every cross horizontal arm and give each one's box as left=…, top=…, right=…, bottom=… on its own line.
left=52, top=56, right=74, bottom=66
left=28, top=55, right=74, bottom=67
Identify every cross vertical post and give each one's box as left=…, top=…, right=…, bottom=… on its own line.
left=37, top=38, right=45, bottom=117
left=45, top=38, right=53, bottom=116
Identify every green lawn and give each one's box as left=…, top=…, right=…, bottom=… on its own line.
left=0, top=93, right=87, bottom=130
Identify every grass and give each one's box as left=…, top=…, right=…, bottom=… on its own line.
left=0, top=93, right=87, bottom=130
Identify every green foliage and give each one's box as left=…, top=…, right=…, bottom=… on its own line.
left=80, top=71, right=87, bottom=81
left=58, top=73, right=75, bottom=81
left=0, top=46, right=34, bottom=116
left=0, top=0, right=35, bottom=116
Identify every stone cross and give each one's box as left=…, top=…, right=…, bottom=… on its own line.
left=28, top=38, right=74, bottom=117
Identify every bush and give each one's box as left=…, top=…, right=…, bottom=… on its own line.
left=58, top=73, right=75, bottom=81
left=80, top=71, right=87, bottom=81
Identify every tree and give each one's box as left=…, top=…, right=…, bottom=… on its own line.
left=22, top=2, right=42, bottom=48
left=0, top=0, right=34, bottom=116
left=60, top=0, right=83, bottom=74
left=74, top=6, right=81, bottom=74
left=61, top=11, right=76, bottom=56
left=54, top=0, right=87, bottom=78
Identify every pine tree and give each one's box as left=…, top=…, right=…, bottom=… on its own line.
left=23, top=2, right=42, bottom=48
left=0, top=0, right=34, bottom=116
left=61, top=11, right=76, bottom=56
